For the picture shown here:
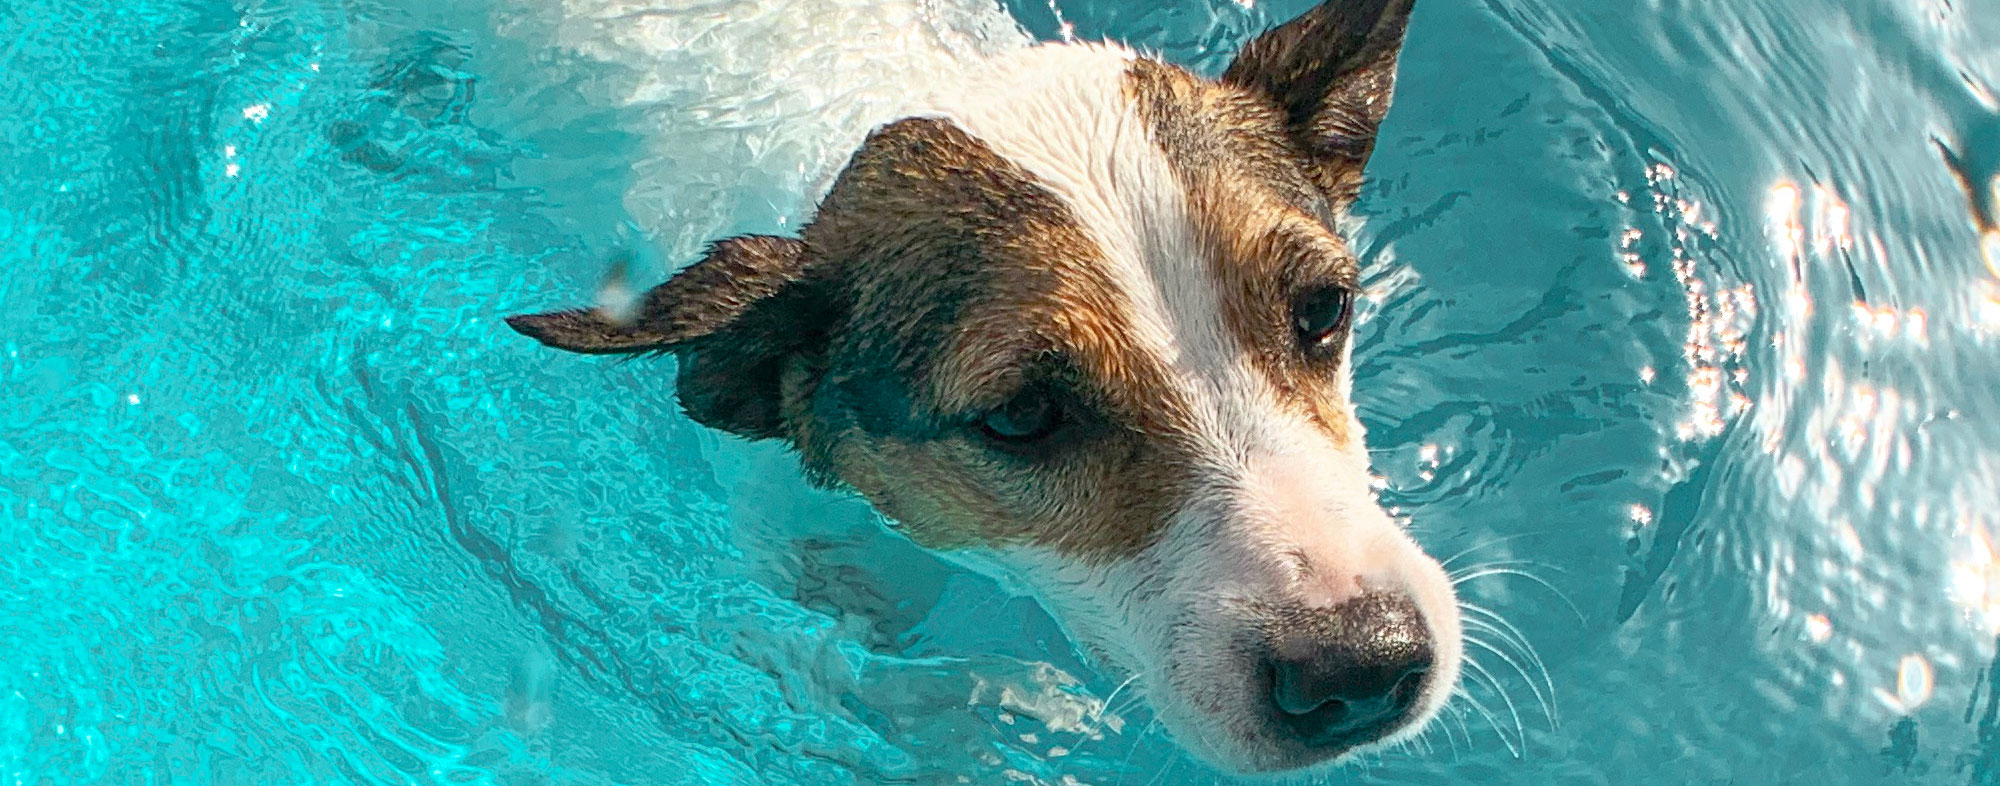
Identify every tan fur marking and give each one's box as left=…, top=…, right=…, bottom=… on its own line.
left=788, top=117, right=1203, bottom=561
left=1123, top=60, right=1361, bottom=448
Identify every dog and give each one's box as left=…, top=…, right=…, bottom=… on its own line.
left=507, top=0, right=1460, bottom=773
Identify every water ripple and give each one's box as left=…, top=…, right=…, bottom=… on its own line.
left=6, top=0, right=2000, bottom=783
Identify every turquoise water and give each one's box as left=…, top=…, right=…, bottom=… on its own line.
left=3, top=0, right=1999, bottom=783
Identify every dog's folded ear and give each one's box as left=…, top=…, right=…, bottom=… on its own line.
left=1223, top=0, right=1415, bottom=206
left=506, top=235, right=831, bottom=440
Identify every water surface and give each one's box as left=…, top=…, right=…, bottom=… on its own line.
left=3, top=0, right=1998, bottom=783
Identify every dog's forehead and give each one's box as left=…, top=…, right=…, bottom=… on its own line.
left=800, top=110, right=1174, bottom=422
left=793, top=43, right=1369, bottom=558
left=807, top=44, right=1355, bottom=412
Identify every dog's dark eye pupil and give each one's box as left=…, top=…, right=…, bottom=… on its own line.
left=978, top=391, right=1062, bottom=443
left=1293, top=287, right=1356, bottom=351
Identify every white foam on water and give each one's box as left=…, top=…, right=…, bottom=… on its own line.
left=501, top=0, right=1031, bottom=259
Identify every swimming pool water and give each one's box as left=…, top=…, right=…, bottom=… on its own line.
left=3, top=0, right=1998, bottom=783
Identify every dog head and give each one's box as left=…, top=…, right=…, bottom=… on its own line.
left=509, top=0, right=1458, bottom=773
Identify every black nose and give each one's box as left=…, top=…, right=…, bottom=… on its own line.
left=1266, top=591, right=1433, bottom=747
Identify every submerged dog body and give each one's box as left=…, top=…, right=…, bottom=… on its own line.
left=510, top=0, right=1459, bottom=773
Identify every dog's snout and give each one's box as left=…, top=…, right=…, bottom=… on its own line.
left=1265, top=591, right=1433, bottom=747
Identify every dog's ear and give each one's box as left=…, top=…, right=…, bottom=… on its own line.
left=1223, top=0, right=1415, bottom=206
left=507, top=235, right=831, bottom=440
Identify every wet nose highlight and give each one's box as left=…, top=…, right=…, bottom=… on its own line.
left=1267, top=591, right=1433, bottom=747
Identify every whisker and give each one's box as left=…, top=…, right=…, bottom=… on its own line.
left=1094, top=672, right=1143, bottom=724
left=1460, top=603, right=1562, bottom=725
left=1461, top=631, right=1554, bottom=733
left=1141, top=743, right=1183, bottom=786
left=1447, top=558, right=1573, bottom=582
left=1453, top=566, right=1587, bottom=622
left=1394, top=727, right=1425, bottom=758
left=1455, top=688, right=1522, bottom=758
left=1112, top=680, right=1160, bottom=716
left=1459, top=651, right=1527, bottom=752
left=1437, top=530, right=1560, bottom=570
left=1444, top=701, right=1474, bottom=755
left=1459, top=620, right=1545, bottom=697
left=1112, top=716, right=1166, bottom=786
left=1063, top=670, right=1148, bottom=762
left=1412, top=724, right=1438, bottom=756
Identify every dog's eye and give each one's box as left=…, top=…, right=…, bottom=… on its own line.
left=976, top=390, right=1065, bottom=445
left=1292, top=286, right=1356, bottom=354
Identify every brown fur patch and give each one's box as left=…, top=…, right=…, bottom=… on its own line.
left=787, top=117, right=1204, bottom=561
left=1218, top=0, right=1413, bottom=207
left=1124, top=59, right=1362, bottom=448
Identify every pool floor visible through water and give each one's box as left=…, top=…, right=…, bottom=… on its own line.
left=2, top=0, right=1999, bottom=783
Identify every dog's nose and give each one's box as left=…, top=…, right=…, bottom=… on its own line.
left=1266, top=591, right=1433, bottom=746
